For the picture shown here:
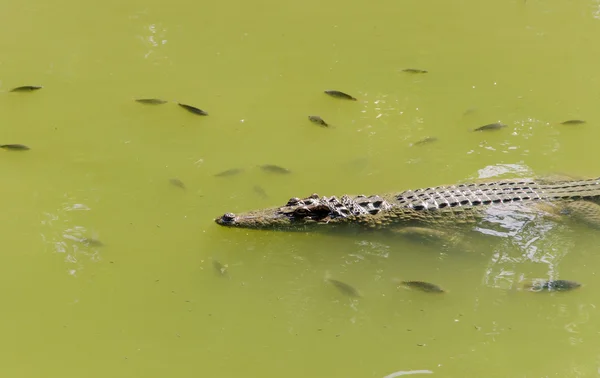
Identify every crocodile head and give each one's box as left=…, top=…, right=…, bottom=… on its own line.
left=215, top=193, right=393, bottom=231
left=215, top=194, right=336, bottom=231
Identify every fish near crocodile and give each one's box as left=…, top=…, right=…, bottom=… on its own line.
left=214, top=177, right=600, bottom=233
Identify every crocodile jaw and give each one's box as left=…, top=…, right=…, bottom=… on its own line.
left=214, top=209, right=297, bottom=230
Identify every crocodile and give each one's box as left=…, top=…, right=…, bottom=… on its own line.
left=214, top=177, right=600, bottom=232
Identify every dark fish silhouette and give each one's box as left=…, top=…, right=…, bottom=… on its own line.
left=214, top=168, right=244, bottom=177
left=308, top=115, right=328, bottom=127
left=253, top=185, right=269, bottom=199
left=0, top=144, right=30, bottom=151
left=79, top=238, right=104, bottom=247
left=402, top=68, right=428, bottom=74
left=260, top=165, right=291, bottom=174
left=136, top=98, right=167, bottom=105
left=473, top=123, right=507, bottom=132
left=412, top=136, right=438, bottom=146
left=10, top=86, right=42, bottom=92
left=169, top=178, right=186, bottom=189
left=324, top=90, right=357, bottom=101
left=328, top=279, right=360, bottom=297
left=212, top=260, right=228, bottom=276
left=178, top=103, right=208, bottom=116
left=400, top=281, right=445, bottom=293
left=526, top=279, right=581, bottom=292
left=560, top=120, right=585, bottom=125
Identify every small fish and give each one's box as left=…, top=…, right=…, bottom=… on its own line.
left=169, top=178, right=186, bottom=189
left=473, top=123, right=507, bottom=132
left=526, top=279, right=581, bottom=292
left=324, top=90, right=357, bottom=101
left=402, top=68, right=428, bottom=74
left=212, top=260, right=228, bottom=276
left=412, top=136, right=438, bottom=146
left=253, top=185, right=269, bottom=199
left=327, top=278, right=361, bottom=297
left=79, top=238, right=104, bottom=247
left=0, top=144, right=30, bottom=151
left=560, top=120, right=586, bottom=125
left=308, top=115, right=328, bottom=127
left=401, top=281, right=445, bottom=293
left=178, top=103, right=208, bottom=116
left=214, top=168, right=244, bottom=177
left=136, top=98, right=168, bottom=105
left=259, top=164, right=291, bottom=174
left=10, top=85, right=42, bottom=92
left=463, top=107, right=477, bottom=116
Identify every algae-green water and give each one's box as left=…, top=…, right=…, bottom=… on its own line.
left=2, top=0, right=600, bottom=376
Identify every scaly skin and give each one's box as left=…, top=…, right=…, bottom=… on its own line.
left=214, top=177, right=600, bottom=232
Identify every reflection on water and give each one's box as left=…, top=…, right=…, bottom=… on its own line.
left=138, top=22, right=170, bottom=63
left=40, top=199, right=103, bottom=277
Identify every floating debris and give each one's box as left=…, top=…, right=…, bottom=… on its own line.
left=560, top=120, right=586, bottom=125
left=212, top=260, right=228, bottom=276
left=178, top=103, right=208, bottom=116
left=169, top=178, right=186, bottom=189
left=308, top=115, right=328, bottom=127
left=473, top=123, right=507, bottom=132
left=10, top=85, right=42, bottom=92
left=411, top=137, right=438, bottom=146
left=324, top=90, right=357, bottom=101
left=259, top=164, right=291, bottom=174
left=400, top=281, right=445, bottom=293
left=327, top=278, right=361, bottom=298
left=401, top=68, right=428, bottom=74
left=136, top=98, right=168, bottom=105
left=214, top=168, right=244, bottom=177
left=0, top=144, right=30, bottom=151
left=526, top=279, right=581, bottom=292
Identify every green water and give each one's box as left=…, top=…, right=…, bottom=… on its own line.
left=2, top=0, right=600, bottom=376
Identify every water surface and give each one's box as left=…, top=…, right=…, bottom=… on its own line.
left=2, top=0, right=600, bottom=376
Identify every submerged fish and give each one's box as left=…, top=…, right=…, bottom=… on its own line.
left=79, top=238, right=104, bottom=247
left=214, top=168, right=244, bottom=177
left=10, top=85, right=42, bottom=92
left=136, top=98, right=168, bottom=105
left=308, top=115, right=328, bottom=127
left=402, top=68, right=428, bottom=74
left=473, top=123, right=507, bottom=132
left=259, top=164, right=291, bottom=174
left=327, top=278, right=360, bottom=297
left=0, top=144, right=30, bottom=151
left=324, top=90, right=357, bottom=101
left=560, top=119, right=586, bottom=125
left=526, top=279, right=581, bottom=292
left=253, top=185, right=269, bottom=199
left=401, top=281, right=445, bottom=293
left=212, top=260, right=228, bottom=276
left=169, top=178, right=186, bottom=189
left=392, top=227, right=451, bottom=243
left=411, top=136, right=438, bottom=146
left=178, top=103, right=208, bottom=116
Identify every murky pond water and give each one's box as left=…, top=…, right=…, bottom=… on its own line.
left=2, top=0, right=600, bottom=376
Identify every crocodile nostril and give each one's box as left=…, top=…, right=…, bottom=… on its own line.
left=222, top=213, right=236, bottom=222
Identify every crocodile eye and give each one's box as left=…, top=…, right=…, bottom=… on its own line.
left=222, top=213, right=236, bottom=222
left=294, top=207, right=309, bottom=216
left=287, top=197, right=300, bottom=206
